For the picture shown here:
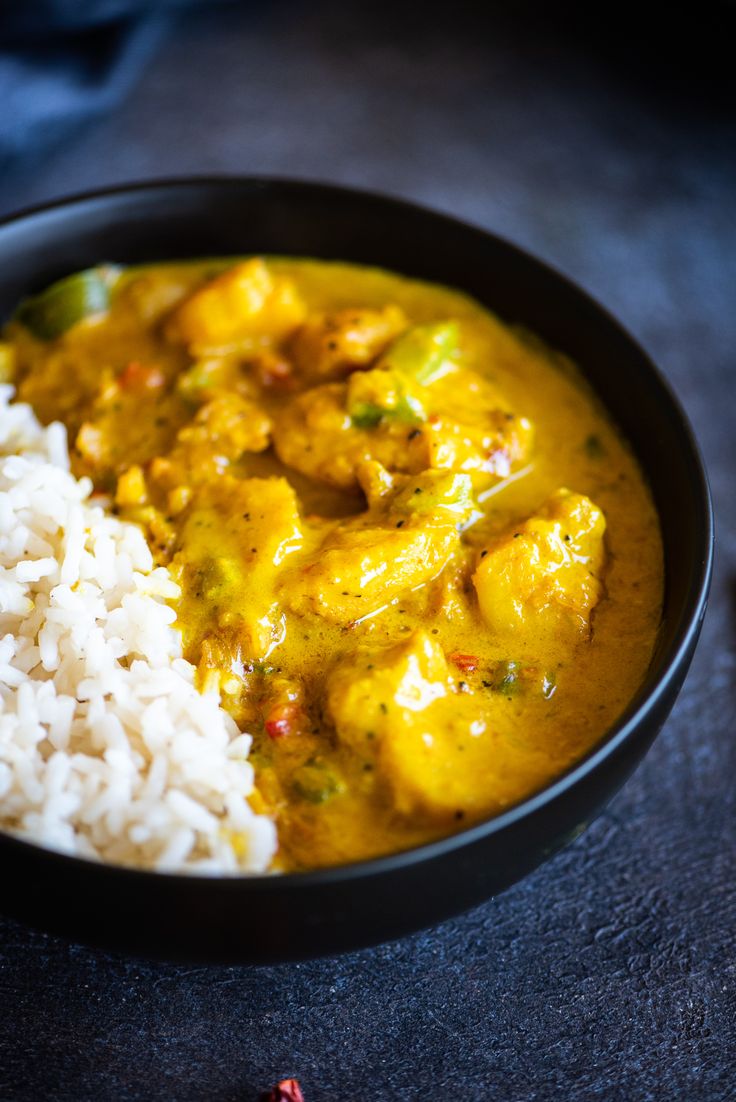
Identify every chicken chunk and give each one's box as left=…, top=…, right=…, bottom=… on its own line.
left=289, top=305, right=407, bottom=380
left=328, top=631, right=450, bottom=753
left=271, top=381, right=420, bottom=490
left=172, top=475, right=303, bottom=661
left=283, top=517, right=459, bottom=625
left=420, top=410, right=533, bottom=481
left=473, top=489, right=606, bottom=639
left=283, top=468, right=474, bottom=624
left=272, top=377, right=533, bottom=492
left=169, top=258, right=307, bottom=348
left=327, top=631, right=505, bottom=820
left=175, top=394, right=272, bottom=459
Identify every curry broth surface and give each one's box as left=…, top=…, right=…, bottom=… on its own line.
left=6, top=257, right=663, bottom=870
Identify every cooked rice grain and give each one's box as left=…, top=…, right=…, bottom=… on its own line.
left=0, top=387, right=276, bottom=873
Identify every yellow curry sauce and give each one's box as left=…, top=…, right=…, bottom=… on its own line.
left=2, top=258, right=663, bottom=870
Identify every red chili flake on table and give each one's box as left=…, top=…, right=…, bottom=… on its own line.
left=260, top=1078, right=305, bottom=1102
left=449, top=653, right=479, bottom=673
left=265, top=702, right=300, bottom=739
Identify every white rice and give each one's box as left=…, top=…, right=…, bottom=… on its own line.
left=0, top=386, right=276, bottom=873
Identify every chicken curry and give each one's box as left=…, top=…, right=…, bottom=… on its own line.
left=2, top=257, right=663, bottom=870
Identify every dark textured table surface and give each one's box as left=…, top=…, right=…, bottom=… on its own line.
left=1, top=5, right=734, bottom=1100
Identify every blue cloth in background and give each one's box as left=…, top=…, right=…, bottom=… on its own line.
left=0, top=1, right=231, bottom=174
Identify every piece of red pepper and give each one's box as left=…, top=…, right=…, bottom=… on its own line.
left=118, top=360, right=166, bottom=391
left=449, top=653, right=479, bottom=673
left=265, top=702, right=301, bottom=739
left=258, top=355, right=294, bottom=389
left=260, top=1077, right=305, bottom=1102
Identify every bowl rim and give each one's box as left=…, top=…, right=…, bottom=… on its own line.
left=0, top=174, right=715, bottom=889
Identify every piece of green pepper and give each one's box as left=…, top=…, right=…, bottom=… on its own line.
left=14, top=265, right=121, bottom=340
left=485, top=660, right=521, bottom=696
left=350, top=393, right=425, bottom=429
left=291, top=760, right=344, bottom=805
left=347, top=364, right=426, bottom=429
left=378, top=321, right=459, bottom=385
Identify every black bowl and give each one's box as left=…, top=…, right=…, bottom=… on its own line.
left=0, top=178, right=713, bottom=963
